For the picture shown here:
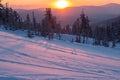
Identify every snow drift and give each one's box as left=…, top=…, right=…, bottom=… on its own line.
left=0, top=30, right=120, bottom=80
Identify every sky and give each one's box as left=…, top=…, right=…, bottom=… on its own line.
left=2, top=0, right=120, bottom=9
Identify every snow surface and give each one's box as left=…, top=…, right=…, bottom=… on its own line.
left=0, top=28, right=120, bottom=80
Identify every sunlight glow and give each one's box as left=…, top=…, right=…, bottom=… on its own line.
left=55, top=0, right=70, bottom=9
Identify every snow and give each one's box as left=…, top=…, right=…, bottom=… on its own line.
left=0, top=27, right=120, bottom=80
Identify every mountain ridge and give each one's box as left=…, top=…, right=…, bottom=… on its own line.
left=16, top=3, right=120, bottom=26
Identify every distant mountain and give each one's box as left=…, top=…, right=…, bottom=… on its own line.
left=92, top=16, right=120, bottom=26
left=16, top=3, right=120, bottom=26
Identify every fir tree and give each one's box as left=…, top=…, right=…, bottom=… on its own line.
left=32, top=11, right=37, bottom=35
left=26, top=13, right=34, bottom=38
left=72, top=9, right=91, bottom=43
left=41, top=8, right=58, bottom=40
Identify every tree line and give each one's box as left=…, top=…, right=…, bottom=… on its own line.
left=0, top=1, right=119, bottom=48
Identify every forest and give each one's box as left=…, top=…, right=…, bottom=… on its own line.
left=0, top=1, right=120, bottom=48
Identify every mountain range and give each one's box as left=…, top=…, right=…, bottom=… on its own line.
left=16, top=3, right=120, bottom=26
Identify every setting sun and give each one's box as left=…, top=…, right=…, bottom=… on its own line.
left=55, top=0, right=70, bottom=9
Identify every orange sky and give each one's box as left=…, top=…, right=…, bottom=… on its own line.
left=2, top=0, right=120, bottom=9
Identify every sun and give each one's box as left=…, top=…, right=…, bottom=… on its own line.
left=55, top=0, right=70, bottom=9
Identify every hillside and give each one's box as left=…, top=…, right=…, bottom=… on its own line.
left=92, top=16, right=120, bottom=26
left=0, top=28, right=120, bottom=80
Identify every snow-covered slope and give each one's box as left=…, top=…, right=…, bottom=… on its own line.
left=0, top=30, right=120, bottom=80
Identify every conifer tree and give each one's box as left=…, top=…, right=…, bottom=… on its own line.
left=80, top=10, right=91, bottom=43
left=26, top=13, right=33, bottom=38
left=111, top=26, right=116, bottom=48
left=32, top=11, right=37, bottom=35
left=72, top=18, right=81, bottom=43
left=41, top=8, right=58, bottom=40
left=26, top=13, right=31, bottom=29
left=72, top=9, right=91, bottom=43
